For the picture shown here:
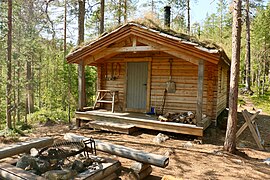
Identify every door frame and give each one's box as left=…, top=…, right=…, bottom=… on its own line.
left=123, top=57, right=152, bottom=112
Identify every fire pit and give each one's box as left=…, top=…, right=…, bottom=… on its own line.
left=0, top=138, right=120, bottom=180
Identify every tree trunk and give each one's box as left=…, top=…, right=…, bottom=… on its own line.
left=6, top=0, right=12, bottom=129
left=17, top=60, right=20, bottom=122
left=26, top=60, right=34, bottom=116
left=223, top=0, right=242, bottom=154
left=117, top=0, right=121, bottom=25
left=78, top=0, right=86, bottom=110
left=124, top=0, right=127, bottom=23
left=187, top=0, right=190, bottom=34
left=64, top=0, right=71, bottom=123
left=245, top=0, right=251, bottom=91
left=151, top=0, right=154, bottom=14
left=78, top=0, right=85, bottom=45
left=100, top=0, right=105, bottom=34
left=219, top=0, right=223, bottom=42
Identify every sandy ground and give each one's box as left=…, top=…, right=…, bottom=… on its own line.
left=1, top=96, right=270, bottom=179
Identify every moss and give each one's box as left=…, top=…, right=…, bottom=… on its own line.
left=68, top=20, right=224, bottom=55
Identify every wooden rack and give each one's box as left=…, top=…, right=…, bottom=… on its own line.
left=93, top=90, right=119, bottom=113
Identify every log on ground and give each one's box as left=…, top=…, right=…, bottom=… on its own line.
left=64, top=133, right=169, bottom=168
left=0, top=137, right=54, bottom=160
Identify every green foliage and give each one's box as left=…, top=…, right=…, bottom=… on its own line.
left=250, top=3, right=270, bottom=95
left=201, top=1, right=232, bottom=55
left=251, top=91, right=270, bottom=114
left=0, top=128, right=21, bottom=139
left=29, top=108, right=72, bottom=124
left=238, top=97, right=246, bottom=106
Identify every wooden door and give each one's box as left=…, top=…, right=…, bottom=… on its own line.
left=126, top=62, right=148, bottom=111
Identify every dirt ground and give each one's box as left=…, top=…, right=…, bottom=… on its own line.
left=1, top=96, right=270, bottom=179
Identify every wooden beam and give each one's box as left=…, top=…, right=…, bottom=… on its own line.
left=132, top=36, right=137, bottom=47
left=146, top=58, right=152, bottom=112
left=236, top=111, right=260, bottom=138
left=132, top=28, right=219, bottom=64
left=75, top=157, right=121, bottom=180
left=75, top=111, right=204, bottom=136
left=241, top=110, right=264, bottom=150
left=78, top=60, right=86, bottom=110
left=67, top=28, right=132, bottom=63
left=164, top=50, right=199, bottom=65
left=196, top=59, right=205, bottom=125
left=0, top=163, right=45, bottom=180
left=137, top=37, right=199, bottom=65
left=84, top=46, right=160, bottom=65
left=0, top=137, right=54, bottom=160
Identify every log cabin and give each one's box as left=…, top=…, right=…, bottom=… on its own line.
left=66, top=22, right=230, bottom=137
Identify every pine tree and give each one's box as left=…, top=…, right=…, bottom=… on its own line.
left=224, top=0, right=242, bottom=153
left=6, top=0, right=12, bottom=129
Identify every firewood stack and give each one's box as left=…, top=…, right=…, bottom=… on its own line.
left=158, top=111, right=198, bottom=125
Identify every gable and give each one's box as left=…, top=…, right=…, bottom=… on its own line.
left=66, top=23, right=229, bottom=66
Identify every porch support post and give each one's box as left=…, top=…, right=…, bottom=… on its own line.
left=196, top=59, right=204, bottom=126
left=78, top=60, right=86, bottom=111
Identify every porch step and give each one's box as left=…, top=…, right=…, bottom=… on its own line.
left=88, top=121, right=138, bottom=134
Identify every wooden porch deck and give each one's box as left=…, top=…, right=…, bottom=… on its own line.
left=75, top=110, right=212, bottom=137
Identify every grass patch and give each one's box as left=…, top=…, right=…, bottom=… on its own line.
left=251, top=91, right=270, bottom=114
left=238, top=97, right=246, bottom=106
left=29, top=108, right=70, bottom=124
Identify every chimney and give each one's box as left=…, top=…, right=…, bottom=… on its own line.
left=164, top=6, right=171, bottom=29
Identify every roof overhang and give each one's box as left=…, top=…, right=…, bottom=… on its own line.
left=66, top=23, right=230, bottom=66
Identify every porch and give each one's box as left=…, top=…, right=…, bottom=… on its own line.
left=75, top=109, right=212, bottom=137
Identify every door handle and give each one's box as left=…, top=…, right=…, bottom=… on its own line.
left=143, top=83, right=147, bottom=86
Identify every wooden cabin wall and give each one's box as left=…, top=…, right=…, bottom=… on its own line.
left=96, top=52, right=226, bottom=121
left=98, top=60, right=126, bottom=111
left=216, top=61, right=229, bottom=116
left=150, top=55, right=209, bottom=117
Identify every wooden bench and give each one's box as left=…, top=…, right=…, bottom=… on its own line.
left=93, top=90, right=119, bottom=113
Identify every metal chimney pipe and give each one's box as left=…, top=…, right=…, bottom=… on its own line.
left=164, top=6, right=171, bottom=29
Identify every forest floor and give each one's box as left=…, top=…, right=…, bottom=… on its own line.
left=1, top=95, right=270, bottom=179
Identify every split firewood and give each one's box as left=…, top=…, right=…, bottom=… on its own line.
left=179, top=115, right=186, bottom=123
left=192, top=118, right=197, bottom=125
left=187, top=111, right=195, bottom=119
left=158, top=115, right=168, bottom=122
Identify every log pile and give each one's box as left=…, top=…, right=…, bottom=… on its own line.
left=158, top=111, right=200, bottom=125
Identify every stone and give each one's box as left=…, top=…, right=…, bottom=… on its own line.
left=33, top=158, right=51, bottom=174
left=43, top=169, right=77, bottom=180
left=30, top=148, right=39, bottom=157
left=164, top=148, right=175, bottom=156
left=72, top=160, right=86, bottom=173
left=263, top=158, right=270, bottom=165
left=153, top=133, right=169, bottom=144
left=183, top=141, right=193, bottom=148
left=16, top=155, right=36, bottom=169
left=83, top=158, right=93, bottom=167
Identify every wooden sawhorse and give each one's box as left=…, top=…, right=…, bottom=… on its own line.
left=93, top=90, right=119, bottom=113
left=236, top=109, right=264, bottom=150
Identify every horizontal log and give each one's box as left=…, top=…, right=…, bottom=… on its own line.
left=130, top=162, right=150, bottom=173
left=64, top=133, right=169, bottom=168
left=0, top=163, right=45, bottom=180
left=138, top=166, right=152, bottom=180
left=75, top=157, right=120, bottom=180
left=0, top=137, right=54, bottom=160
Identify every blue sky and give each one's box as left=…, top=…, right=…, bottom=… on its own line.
left=191, top=0, right=218, bottom=23
left=135, top=0, right=220, bottom=25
